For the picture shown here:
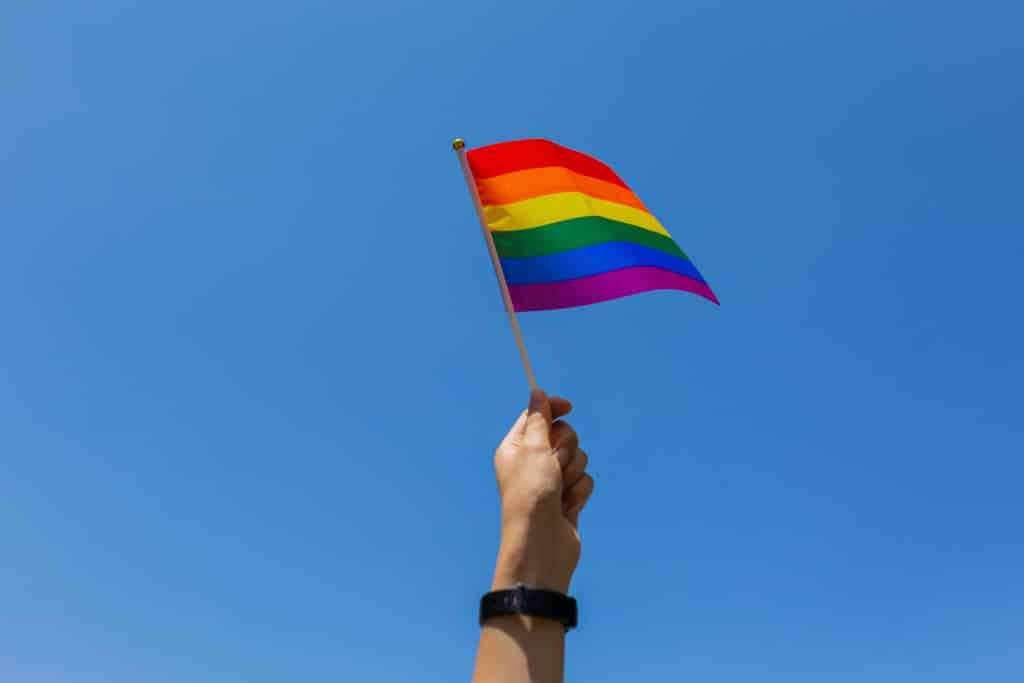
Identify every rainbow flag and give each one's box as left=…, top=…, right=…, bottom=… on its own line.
left=467, top=138, right=718, bottom=311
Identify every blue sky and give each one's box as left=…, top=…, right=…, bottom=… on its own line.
left=2, top=1, right=1022, bottom=681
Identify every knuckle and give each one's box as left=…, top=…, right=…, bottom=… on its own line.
left=556, top=447, right=573, bottom=468
left=494, top=446, right=512, bottom=466
left=553, top=421, right=578, bottom=447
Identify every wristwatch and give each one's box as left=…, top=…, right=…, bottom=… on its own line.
left=479, top=583, right=578, bottom=632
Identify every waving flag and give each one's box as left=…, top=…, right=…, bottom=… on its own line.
left=464, top=138, right=718, bottom=311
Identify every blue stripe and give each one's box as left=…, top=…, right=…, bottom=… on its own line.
left=500, top=241, right=706, bottom=286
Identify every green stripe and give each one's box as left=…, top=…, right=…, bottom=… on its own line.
left=491, top=216, right=689, bottom=260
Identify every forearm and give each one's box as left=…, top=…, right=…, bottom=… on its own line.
left=472, top=614, right=564, bottom=683
left=471, top=553, right=566, bottom=683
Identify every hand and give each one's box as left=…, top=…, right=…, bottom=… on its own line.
left=491, top=389, right=595, bottom=594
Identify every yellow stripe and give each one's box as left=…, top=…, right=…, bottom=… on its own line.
left=482, top=192, right=670, bottom=237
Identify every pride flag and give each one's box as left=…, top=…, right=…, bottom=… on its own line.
left=466, top=138, right=718, bottom=311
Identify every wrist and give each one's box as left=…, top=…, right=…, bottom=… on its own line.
left=492, top=538, right=572, bottom=593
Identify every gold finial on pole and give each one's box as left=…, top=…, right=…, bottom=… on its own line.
left=452, top=138, right=466, bottom=151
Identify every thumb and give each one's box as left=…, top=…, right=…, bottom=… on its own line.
left=523, top=388, right=552, bottom=448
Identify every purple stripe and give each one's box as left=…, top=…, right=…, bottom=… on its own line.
left=508, top=266, right=720, bottom=312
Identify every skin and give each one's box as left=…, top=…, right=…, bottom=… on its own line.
left=472, top=389, right=595, bottom=683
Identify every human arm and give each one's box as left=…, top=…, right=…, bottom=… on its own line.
left=471, top=389, right=595, bottom=683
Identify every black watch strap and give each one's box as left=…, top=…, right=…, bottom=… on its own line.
left=480, top=584, right=578, bottom=632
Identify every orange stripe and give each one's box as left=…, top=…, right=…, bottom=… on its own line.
left=476, top=166, right=650, bottom=214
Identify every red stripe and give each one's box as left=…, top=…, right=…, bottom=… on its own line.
left=467, top=139, right=630, bottom=189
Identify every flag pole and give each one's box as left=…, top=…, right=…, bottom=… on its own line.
left=453, top=138, right=537, bottom=390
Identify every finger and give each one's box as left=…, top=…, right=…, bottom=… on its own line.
left=500, top=393, right=571, bottom=453
left=549, top=397, right=572, bottom=420
left=563, top=473, right=594, bottom=528
left=562, top=448, right=589, bottom=488
left=549, top=421, right=579, bottom=466
left=523, top=388, right=553, bottom=449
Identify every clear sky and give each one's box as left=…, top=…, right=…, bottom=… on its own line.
left=2, top=2, right=1022, bottom=681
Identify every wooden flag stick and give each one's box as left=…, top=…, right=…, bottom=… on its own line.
left=453, top=138, right=537, bottom=390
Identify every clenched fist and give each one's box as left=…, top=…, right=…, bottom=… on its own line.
left=491, top=389, right=595, bottom=594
